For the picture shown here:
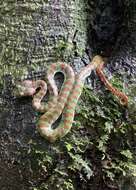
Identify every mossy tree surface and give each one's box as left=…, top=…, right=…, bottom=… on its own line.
left=0, top=0, right=136, bottom=190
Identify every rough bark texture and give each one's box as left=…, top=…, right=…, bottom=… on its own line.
left=0, top=0, right=136, bottom=190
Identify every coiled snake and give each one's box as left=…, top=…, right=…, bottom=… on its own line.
left=15, top=55, right=128, bottom=142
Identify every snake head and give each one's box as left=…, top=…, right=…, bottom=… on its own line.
left=13, top=80, right=36, bottom=97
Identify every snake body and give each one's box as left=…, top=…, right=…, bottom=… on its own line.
left=96, top=63, right=128, bottom=106
left=37, top=56, right=103, bottom=142
left=15, top=55, right=128, bottom=142
left=15, top=77, right=58, bottom=113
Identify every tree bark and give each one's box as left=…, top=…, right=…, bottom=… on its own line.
left=0, top=0, right=135, bottom=190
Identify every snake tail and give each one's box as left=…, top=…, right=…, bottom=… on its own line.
left=96, top=63, right=128, bottom=106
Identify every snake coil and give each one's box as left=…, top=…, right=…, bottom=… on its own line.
left=15, top=55, right=128, bottom=142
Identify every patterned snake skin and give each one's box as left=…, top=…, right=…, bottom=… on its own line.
left=15, top=55, right=128, bottom=142
left=96, top=62, right=128, bottom=106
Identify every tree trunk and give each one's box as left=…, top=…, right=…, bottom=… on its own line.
left=0, top=0, right=135, bottom=190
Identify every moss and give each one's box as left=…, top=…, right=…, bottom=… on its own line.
left=26, top=83, right=135, bottom=190
left=0, top=0, right=135, bottom=189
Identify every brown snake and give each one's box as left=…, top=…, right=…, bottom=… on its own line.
left=96, top=61, right=128, bottom=106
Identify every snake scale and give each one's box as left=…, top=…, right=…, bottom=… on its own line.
left=15, top=55, right=128, bottom=142
left=96, top=60, right=128, bottom=105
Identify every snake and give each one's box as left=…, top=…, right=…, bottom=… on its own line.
left=96, top=61, right=128, bottom=106
left=15, top=55, right=128, bottom=142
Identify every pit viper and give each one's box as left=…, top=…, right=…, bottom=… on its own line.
left=15, top=55, right=128, bottom=142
